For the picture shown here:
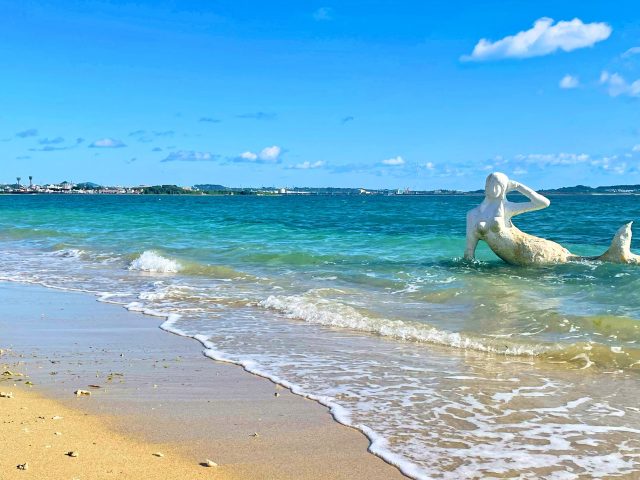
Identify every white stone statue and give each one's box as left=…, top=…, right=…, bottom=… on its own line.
left=464, top=172, right=640, bottom=266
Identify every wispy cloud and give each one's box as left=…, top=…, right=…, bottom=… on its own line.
left=288, top=160, right=325, bottom=170
left=600, top=71, right=640, bottom=97
left=462, top=17, right=611, bottom=62
left=341, top=116, right=355, bottom=124
left=152, top=147, right=163, bottom=152
left=161, top=150, right=217, bottom=162
left=38, top=136, right=65, bottom=145
left=29, top=145, right=74, bottom=152
left=89, top=138, right=127, bottom=148
left=481, top=146, right=640, bottom=177
left=622, top=47, right=640, bottom=58
left=128, top=130, right=154, bottom=142
left=313, top=7, right=332, bottom=21
left=16, top=155, right=31, bottom=160
left=199, top=117, right=221, bottom=123
left=234, top=145, right=282, bottom=163
left=16, top=128, right=38, bottom=138
left=381, top=156, right=405, bottom=166
left=29, top=137, right=81, bottom=152
left=559, top=74, right=579, bottom=89
left=237, top=112, right=276, bottom=121
left=513, top=152, right=591, bottom=166
left=153, top=130, right=174, bottom=137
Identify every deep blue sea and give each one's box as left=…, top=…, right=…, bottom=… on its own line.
left=1, top=194, right=639, bottom=479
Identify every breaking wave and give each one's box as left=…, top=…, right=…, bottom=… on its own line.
left=259, top=294, right=551, bottom=356
left=128, top=251, right=182, bottom=273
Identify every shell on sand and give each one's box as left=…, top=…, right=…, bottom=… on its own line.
left=0, top=391, right=14, bottom=398
left=74, top=389, right=92, bottom=396
left=203, top=459, right=218, bottom=467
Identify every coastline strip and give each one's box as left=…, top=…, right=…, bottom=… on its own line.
left=0, top=281, right=407, bottom=480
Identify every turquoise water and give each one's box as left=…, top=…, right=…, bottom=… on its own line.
left=1, top=194, right=639, bottom=479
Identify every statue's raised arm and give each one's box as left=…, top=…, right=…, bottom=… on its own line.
left=465, top=172, right=640, bottom=266
left=505, top=180, right=550, bottom=218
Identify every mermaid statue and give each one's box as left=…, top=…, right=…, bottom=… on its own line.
left=464, top=172, right=640, bottom=266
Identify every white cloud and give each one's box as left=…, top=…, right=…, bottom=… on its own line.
left=600, top=71, right=640, bottom=97
left=259, top=145, right=281, bottom=162
left=290, top=160, right=325, bottom=170
left=462, top=17, right=611, bottom=61
left=89, top=138, right=126, bottom=148
left=559, top=74, right=579, bottom=89
left=240, top=151, right=258, bottom=161
left=591, top=155, right=628, bottom=174
left=632, top=145, right=640, bottom=152
left=423, top=162, right=435, bottom=170
left=313, top=7, right=332, bottom=21
left=381, top=156, right=405, bottom=166
left=236, top=145, right=282, bottom=163
left=622, top=47, right=640, bottom=58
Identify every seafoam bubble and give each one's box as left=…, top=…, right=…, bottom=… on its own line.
left=128, top=251, right=181, bottom=273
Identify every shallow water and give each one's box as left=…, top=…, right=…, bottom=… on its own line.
left=1, top=194, right=639, bottom=478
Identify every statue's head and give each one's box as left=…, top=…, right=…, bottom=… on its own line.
left=484, top=172, right=509, bottom=199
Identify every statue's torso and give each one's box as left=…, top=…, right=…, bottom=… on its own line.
left=470, top=205, right=573, bottom=266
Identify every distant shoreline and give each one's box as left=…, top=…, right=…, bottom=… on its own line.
left=2, top=191, right=640, bottom=197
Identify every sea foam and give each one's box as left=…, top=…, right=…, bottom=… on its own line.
left=128, top=251, right=181, bottom=273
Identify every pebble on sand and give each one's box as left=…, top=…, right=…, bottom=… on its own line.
left=0, top=391, right=14, bottom=398
left=67, top=451, right=79, bottom=458
left=16, top=463, right=28, bottom=470
left=152, top=452, right=164, bottom=457
left=74, top=389, right=92, bottom=396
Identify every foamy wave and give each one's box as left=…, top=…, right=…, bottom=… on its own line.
left=128, top=251, right=181, bottom=273
left=260, top=294, right=550, bottom=356
left=52, top=248, right=84, bottom=258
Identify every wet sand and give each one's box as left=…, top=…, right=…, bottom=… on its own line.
left=0, top=282, right=406, bottom=480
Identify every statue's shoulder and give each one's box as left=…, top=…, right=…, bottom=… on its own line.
left=466, top=205, right=480, bottom=218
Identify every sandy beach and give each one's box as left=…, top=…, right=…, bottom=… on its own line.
left=0, top=282, right=405, bottom=480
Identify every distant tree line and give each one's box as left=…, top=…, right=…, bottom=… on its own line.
left=141, top=185, right=197, bottom=195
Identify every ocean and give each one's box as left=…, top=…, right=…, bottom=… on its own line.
left=1, top=193, right=639, bottom=479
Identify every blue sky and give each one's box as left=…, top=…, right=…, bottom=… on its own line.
left=1, top=1, right=639, bottom=190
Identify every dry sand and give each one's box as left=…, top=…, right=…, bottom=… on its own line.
left=0, top=282, right=406, bottom=480
left=0, top=384, right=227, bottom=479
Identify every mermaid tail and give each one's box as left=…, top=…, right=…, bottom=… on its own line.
left=598, top=222, right=640, bottom=264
